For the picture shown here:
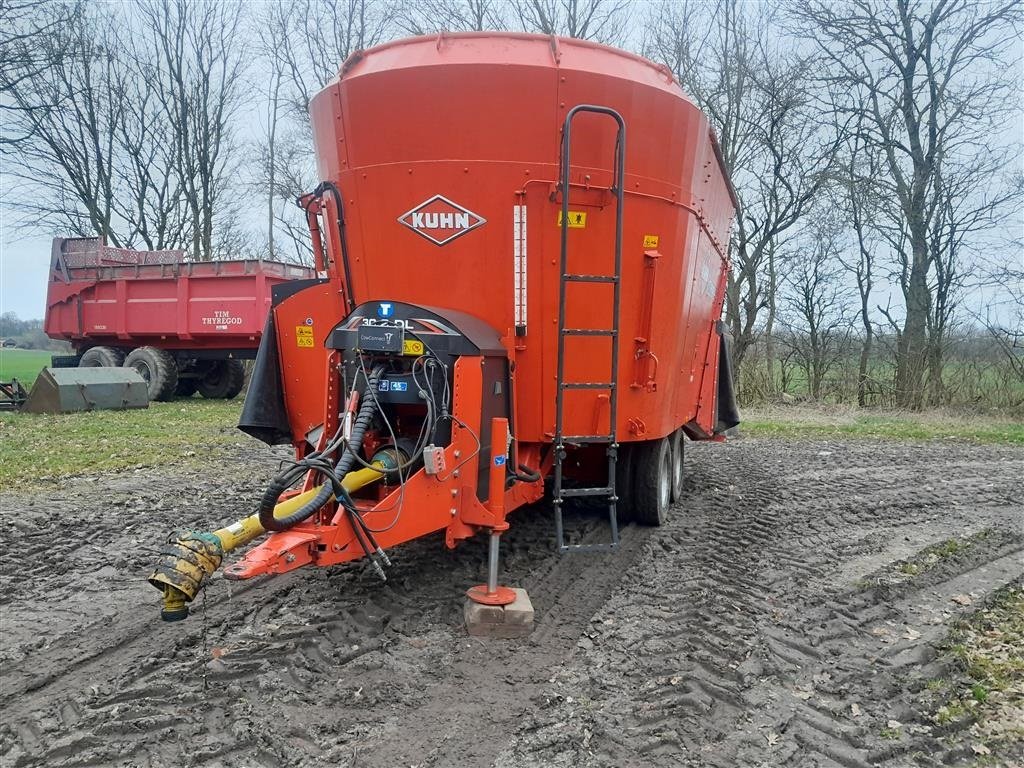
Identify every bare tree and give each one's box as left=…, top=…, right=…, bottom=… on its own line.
left=512, top=0, right=631, bottom=42
left=780, top=213, right=854, bottom=400
left=3, top=0, right=248, bottom=257
left=645, top=0, right=838, bottom=388
left=831, top=107, right=882, bottom=407
left=1, top=6, right=130, bottom=241
left=138, top=0, right=246, bottom=261
left=252, top=0, right=399, bottom=265
left=0, top=0, right=83, bottom=147
left=400, top=0, right=508, bottom=33
left=257, top=0, right=397, bottom=120
left=982, top=266, right=1024, bottom=386
left=792, top=0, right=1022, bottom=408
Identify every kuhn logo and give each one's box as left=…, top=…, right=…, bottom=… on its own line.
left=398, top=195, right=486, bottom=246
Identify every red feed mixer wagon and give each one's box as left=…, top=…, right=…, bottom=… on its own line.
left=44, top=237, right=314, bottom=401
left=150, top=33, right=740, bottom=627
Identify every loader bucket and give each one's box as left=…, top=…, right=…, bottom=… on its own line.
left=21, top=367, right=149, bottom=413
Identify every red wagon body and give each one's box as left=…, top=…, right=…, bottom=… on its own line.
left=45, top=238, right=312, bottom=352
left=45, top=237, right=314, bottom=400
left=150, top=34, right=741, bottom=622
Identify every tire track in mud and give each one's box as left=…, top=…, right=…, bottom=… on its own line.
left=0, top=468, right=650, bottom=768
left=2, top=439, right=1021, bottom=767
left=497, top=439, right=1024, bottom=768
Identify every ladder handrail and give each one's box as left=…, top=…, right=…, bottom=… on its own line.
left=555, top=104, right=626, bottom=447
left=553, top=104, right=626, bottom=553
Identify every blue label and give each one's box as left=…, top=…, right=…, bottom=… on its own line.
left=390, top=381, right=408, bottom=392
left=494, top=455, right=507, bottom=466
left=377, top=302, right=394, bottom=318
left=378, top=381, right=390, bottom=391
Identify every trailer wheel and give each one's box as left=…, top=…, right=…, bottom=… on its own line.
left=198, top=359, right=245, bottom=399
left=125, top=347, right=179, bottom=402
left=79, top=346, right=125, bottom=368
left=670, top=429, right=685, bottom=502
left=632, top=437, right=672, bottom=526
left=175, top=378, right=198, bottom=398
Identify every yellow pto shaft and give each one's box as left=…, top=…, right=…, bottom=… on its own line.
left=148, top=460, right=387, bottom=621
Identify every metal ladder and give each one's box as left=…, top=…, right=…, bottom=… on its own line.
left=553, top=105, right=626, bottom=553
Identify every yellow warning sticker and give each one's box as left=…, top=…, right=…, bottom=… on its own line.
left=643, top=234, right=660, bottom=248
left=557, top=211, right=588, bottom=228
left=403, top=338, right=424, bottom=356
left=295, top=325, right=314, bottom=348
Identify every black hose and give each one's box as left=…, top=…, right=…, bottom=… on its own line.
left=515, top=463, right=542, bottom=482
left=507, top=463, right=542, bottom=488
left=258, top=365, right=385, bottom=532
left=318, top=181, right=356, bottom=313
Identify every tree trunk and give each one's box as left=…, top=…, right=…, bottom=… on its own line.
left=764, top=243, right=778, bottom=396
left=896, top=234, right=930, bottom=409
left=857, top=326, right=873, bottom=407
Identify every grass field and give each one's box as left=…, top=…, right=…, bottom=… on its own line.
left=0, top=399, right=246, bottom=488
left=2, top=397, right=1022, bottom=490
left=742, top=404, right=1024, bottom=445
left=0, top=348, right=53, bottom=386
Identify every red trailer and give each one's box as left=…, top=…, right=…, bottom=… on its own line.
left=45, top=238, right=314, bottom=401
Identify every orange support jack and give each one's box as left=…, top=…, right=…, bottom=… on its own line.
left=466, top=417, right=517, bottom=607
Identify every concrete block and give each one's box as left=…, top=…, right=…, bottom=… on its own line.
left=503, top=588, right=534, bottom=625
left=464, top=588, right=535, bottom=639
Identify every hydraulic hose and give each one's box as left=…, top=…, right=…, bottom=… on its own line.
left=258, top=364, right=385, bottom=532
left=319, top=181, right=356, bottom=313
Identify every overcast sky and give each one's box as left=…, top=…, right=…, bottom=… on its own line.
left=2, top=11, right=1021, bottom=324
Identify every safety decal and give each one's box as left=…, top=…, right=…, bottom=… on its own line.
left=643, top=235, right=660, bottom=248
left=557, top=211, right=587, bottom=228
left=494, top=455, right=507, bottom=466
left=295, top=325, right=314, bottom=348
left=402, top=339, right=424, bottom=356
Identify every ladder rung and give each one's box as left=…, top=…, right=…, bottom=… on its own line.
left=560, top=486, right=613, bottom=497
left=563, top=274, right=617, bottom=283
left=562, top=328, right=617, bottom=336
left=559, top=542, right=620, bottom=553
left=561, top=382, right=614, bottom=389
left=560, top=434, right=614, bottom=443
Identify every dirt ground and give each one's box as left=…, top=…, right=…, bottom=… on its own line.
left=1, top=433, right=1021, bottom=768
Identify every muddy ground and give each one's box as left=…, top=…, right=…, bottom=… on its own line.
left=1, top=434, right=1021, bottom=767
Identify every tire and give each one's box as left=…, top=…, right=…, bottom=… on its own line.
left=614, top=442, right=635, bottom=523
left=79, top=346, right=125, bottom=368
left=175, top=378, right=198, bottom=398
left=670, top=428, right=685, bottom=502
left=124, top=346, right=178, bottom=402
left=632, top=437, right=672, bottom=526
left=197, top=359, right=245, bottom=399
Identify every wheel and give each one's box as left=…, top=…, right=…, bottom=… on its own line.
left=198, top=359, right=245, bottom=399
left=79, top=346, right=124, bottom=367
left=614, top=442, right=635, bottom=523
left=124, top=346, right=179, bottom=402
left=175, top=378, right=198, bottom=398
left=670, top=428, right=685, bottom=502
left=632, top=437, right=672, bottom=526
